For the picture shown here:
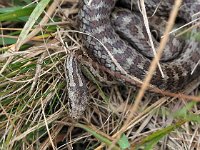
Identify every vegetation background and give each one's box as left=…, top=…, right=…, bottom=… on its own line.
left=0, top=0, right=200, bottom=149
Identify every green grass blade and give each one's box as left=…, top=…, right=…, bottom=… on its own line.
left=136, top=120, right=186, bottom=149
left=0, top=37, right=17, bottom=45
left=16, top=0, right=51, bottom=49
left=0, top=6, right=34, bottom=21
left=173, top=101, right=200, bottom=123
left=118, top=134, right=130, bottom=150
left=0, top=6, right=27, bottom=13
left=77, top=123, right=121, bottom=150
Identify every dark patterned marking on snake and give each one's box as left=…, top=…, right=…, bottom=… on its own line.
left=65, top=0, right=200, bottom=118
left=79, top=0, right=200, bottom=91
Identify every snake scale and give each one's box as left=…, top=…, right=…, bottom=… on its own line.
left=66, top=0, right=200, bottom=118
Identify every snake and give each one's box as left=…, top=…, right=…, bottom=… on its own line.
left=66, top=0, right=200, bottom=118
left=78, top=0, right=200, bottom=90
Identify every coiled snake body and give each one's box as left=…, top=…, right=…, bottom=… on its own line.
left=66, top=0, right=200, bottom=118
left=79, top=0, right=200, bottom=91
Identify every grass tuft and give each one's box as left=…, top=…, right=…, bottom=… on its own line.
left=0, top=0, right=199, bottom=149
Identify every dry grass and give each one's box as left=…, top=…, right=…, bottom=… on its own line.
left=0, top=0, right=200, bottom=149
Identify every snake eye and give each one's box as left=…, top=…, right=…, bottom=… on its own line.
left=151, top=29, right=160, bottom=42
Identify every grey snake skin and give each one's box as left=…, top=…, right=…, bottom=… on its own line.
left=78, top=0, right=200, bottom=91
